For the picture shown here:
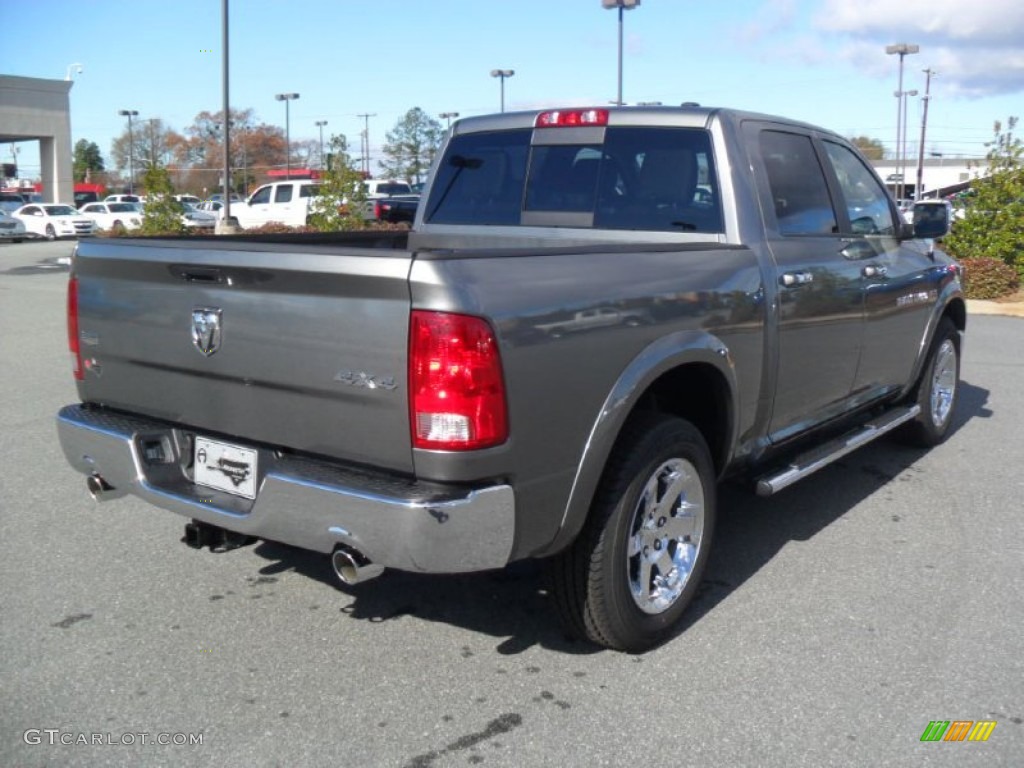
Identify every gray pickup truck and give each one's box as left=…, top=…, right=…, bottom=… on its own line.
left=57, top=105, right=962, bottom=651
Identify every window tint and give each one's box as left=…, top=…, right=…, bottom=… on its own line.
left=250, top=186, right=271, bottom=204
left=760, top=131, right=837, bottom=236
left=594, top=127, right=722, bottom=232
left=426, top=126, right=722, bottom=232
left=299, top=184, right=321, bottom=198
left=274, top=185, right=293, bottom=203
left=823, top=141, right=897, bottom=236
left=425, top=129, right=531, bottom=225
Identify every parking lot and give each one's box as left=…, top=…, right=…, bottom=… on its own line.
left=1, top=239, right=1021, bottom=767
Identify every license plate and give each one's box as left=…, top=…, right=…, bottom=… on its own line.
left=194, top=437, right=258, bottom=499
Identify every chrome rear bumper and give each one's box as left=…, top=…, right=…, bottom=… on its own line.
left=56, top=404, right=515, bottom=573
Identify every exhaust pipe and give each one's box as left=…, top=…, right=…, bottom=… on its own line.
left=331, top=546, right=384, bottom=586
left=86, top=474, right=114, bottom=501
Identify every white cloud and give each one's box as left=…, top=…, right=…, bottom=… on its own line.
left=813, top=0, right=1024, bottom=97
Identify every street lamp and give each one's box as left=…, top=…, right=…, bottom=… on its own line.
left=900, top=88, right=918, bottom=198
left=602, top=0, right=641, bottom=106
left=118, top=109, right=138, bottom=194
left=885, top=43, right=919, bottom=202
left=315, top=120, right=328, bottom=169
left=65, top=62, right=83, bottom=81
left=275, top=92, right=300, bottom=177
left=439, top=111, right=459, bottom=128
left=490, top=70, right=514, bottom=112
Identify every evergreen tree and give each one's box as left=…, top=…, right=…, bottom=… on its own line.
left=379, top=108, right=443, bottom=183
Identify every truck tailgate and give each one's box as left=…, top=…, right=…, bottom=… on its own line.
left=72, top=238, right=415, bottom=474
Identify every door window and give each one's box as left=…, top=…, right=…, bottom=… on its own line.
left=274, top=185, right=293, bottom=203
left=760, top=131, right=838, bottom=236
left=249, top=187, right=271, bottom=205
left=823, top=141, right=898, bottom=236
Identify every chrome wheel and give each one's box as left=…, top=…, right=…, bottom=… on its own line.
left=929, top=339, right=957, bottom=428
left=627, top=458, right=705, bottom=615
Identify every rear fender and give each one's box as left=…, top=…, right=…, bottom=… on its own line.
left=545, top=329, right=739, bottom=556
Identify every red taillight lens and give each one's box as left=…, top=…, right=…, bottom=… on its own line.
left=409, top=311, right=508, bottom=451
left=67, top=276, right=83, bottom=380
left=374, top=200, right=383, bottom=219
left=535, top=109, right=609, bottom=128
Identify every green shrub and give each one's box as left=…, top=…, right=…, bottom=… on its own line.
left=959, top=257, right=1020, bottom=300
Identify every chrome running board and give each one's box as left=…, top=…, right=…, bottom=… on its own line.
left=755, top=405, right=921, bottom=497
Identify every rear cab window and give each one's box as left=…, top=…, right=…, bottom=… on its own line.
left=424, top=125, right=723, bottom=233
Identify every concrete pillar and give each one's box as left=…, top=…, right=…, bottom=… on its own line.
left=0, top=75, right=74, bottom=203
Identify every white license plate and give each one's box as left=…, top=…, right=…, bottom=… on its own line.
left=194, top=437, right=258, bottom=499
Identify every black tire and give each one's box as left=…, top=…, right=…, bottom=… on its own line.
left=112, top=220, right=125, bottom=234
left=900, top=318, right=960, bottom=447
left=45, top=224, right=56, bottom=241
left=550, top=413, right=716, bottom=652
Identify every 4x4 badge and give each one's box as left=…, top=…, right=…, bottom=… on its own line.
left=191, top=308, right=222, bottom=356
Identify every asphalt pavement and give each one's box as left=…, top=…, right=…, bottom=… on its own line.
left=1, top=239, right=1022, bottom=767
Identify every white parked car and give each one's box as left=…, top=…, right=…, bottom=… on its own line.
left=0, top=210, right=28, bottom=241
left=195, top=200, right=224, bottom=216
left=12, top=204, right=96, bottom=239
left=175, top=202, right=216, bottom=230
left=174, top=194, right=202, bottom=205
left=104, top=194, right=143, bottom=204
left=79, top=202, right=143, bottom=232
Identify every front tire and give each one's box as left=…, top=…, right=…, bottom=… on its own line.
left=901, top=318, right=960, bottom=447
left=550, top=414, right=716, bottom=652
left=45, top=224, right=56, bottom=241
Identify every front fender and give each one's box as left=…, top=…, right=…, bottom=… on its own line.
left=543, top=328, right=739, bottom=556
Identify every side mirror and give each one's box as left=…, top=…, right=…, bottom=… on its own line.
left=911, top=202, right=951, bottom=240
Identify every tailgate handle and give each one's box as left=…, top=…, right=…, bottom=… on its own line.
left=171, top=265, right=225, bottom=284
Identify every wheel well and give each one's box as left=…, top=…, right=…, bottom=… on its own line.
left=632, top=363, right=731, bottom=475
left=945, top=298, right=966, bottom=333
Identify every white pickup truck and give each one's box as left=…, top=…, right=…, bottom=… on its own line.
left=233, top=181, right=322, bottom=229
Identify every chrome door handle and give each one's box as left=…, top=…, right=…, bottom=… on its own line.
left=780, top=271, right=814, bottom=287
left=862, top=265, right=888, bottom=278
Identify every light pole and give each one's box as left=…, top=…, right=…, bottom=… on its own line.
left=885, top=43, right=919, bottom=202
left=275, top=92, right=300, bottom=178
left=315, top=120, right=328, bottom=169
left=490, top=70, right=514, bottom=112
left=118, top=109, right=138, bottom=194
left=65, top=62, right=83, bottom=81
left=439, top=111, right=459, bottom=128
left=900, top=88, right=918, bottom=199
left=916, top=69, right=936, bottom=199
left=602, top=0, right=640, bottom=106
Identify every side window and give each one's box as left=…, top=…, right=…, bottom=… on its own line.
left=250, top=186, right=271, bottom=205
left=274, top=185, right=293, bottom=203
left=823, top=141, right=897, bottom=236
left=299, top=184, right=320, bottom=198
left=760, top=131, right=837, bottom=236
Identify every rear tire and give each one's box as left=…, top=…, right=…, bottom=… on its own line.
left=900, top=318, right=960, bottom=447
left=550, top=413, right=716, bottom=652
left=45, top=224, right=56, bottom=240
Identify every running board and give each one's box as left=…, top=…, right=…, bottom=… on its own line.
left=755, top=405, right=921, bottom=497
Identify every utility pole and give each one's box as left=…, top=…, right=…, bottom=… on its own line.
left=916, top=68, right=936, bottom=199
left=358, top=113, right=376, bottom=176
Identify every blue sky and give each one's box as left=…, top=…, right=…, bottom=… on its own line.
left=3, top=0, right=1023, bottom=180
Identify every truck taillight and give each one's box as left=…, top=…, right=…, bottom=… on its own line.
left=374, top=200, right=383, bottom=219
left=67, top=276, right=83, bottom=381
left=409, top=311, right=508, bottom=451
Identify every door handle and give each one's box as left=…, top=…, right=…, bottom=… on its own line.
left=862, top=264, right=888, bottom=278
left=780, top=271, right=814, bottom=287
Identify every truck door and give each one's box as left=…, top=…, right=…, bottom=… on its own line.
left=752, top=127, right=866, bottom=442
left=240, top=184, right=273, bottom=228
left=819, top=139, right=939, bottom=399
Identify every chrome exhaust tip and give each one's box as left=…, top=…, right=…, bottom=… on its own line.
left=331, top=546, right=384, bottom=586
left=86, top=474, right=113, bottom=501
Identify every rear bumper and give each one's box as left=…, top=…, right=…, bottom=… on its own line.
left=56, top=404, right=515, bottom=573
